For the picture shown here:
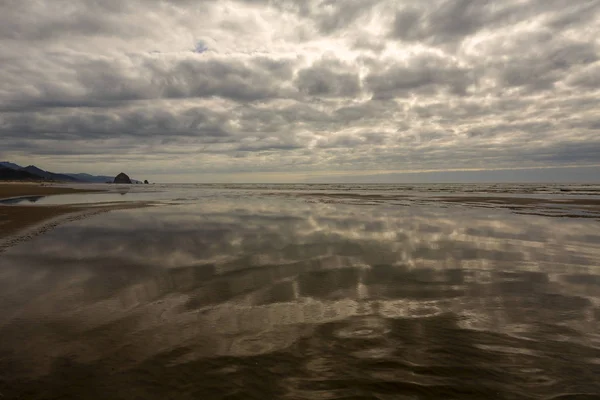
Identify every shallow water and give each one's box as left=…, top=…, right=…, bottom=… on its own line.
left=1, top=192, right=600, bottom=399
left=3, top=183, right=600, bottom=219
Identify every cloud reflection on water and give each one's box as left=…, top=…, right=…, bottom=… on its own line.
left=1, top=199, right=600, bottom=398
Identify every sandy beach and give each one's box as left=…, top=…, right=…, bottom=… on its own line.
left=0, top=183, right=156, bottom=251
left=0, top=183, right=105, bottom=240
left=0, top=182, right=104, bottom=199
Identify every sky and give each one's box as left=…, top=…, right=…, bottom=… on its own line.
left=1, top=0, right=599, bottom=183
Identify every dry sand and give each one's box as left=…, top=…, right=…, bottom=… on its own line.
left=1, top=204, right=87, bottom=240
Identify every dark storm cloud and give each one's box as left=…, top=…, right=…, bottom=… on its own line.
left=312, top=0, right=376, bottom=34
left=1, top=0, right=599, bottom=180
left=0, top=106, right=235, bottom=140
left=365, top=52, right=472, bottom=99
left=390, top=0, right=492, bottom=46
left=333, top=101, right=393, bottom=122
left=566, top=64, right=600, bottom=89
left=481, top=34, right=598, bottom=94
left=295, top=61, right=361, bottom=97
left=390, top=0, right=600, bottom=47
left=466, top=121, right=556, bottom=138
left=238, top=0, right=377, bottom=35
left=0, top=0, right=140, bottom=41
left=150, top=56, right=296, bottom=101
left=315, top=131, right=389, bottom=148
left=532, top=141, right=600, bottom=164
left=0, top=54, right=297, bottom=111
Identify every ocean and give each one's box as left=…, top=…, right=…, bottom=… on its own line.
left=1, top=183, right=599, bottom=399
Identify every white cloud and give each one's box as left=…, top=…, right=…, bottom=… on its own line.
left=1, top=0, right=599, bottom=181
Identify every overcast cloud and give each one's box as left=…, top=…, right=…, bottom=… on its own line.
left=1, top=0, right=599, bottom=182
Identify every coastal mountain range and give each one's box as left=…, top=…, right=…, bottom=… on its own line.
left=0, top=161, right=140, bottom=183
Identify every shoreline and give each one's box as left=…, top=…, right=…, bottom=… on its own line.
left=0, top=183, right=152, bottom=250
left=0, top=182, right=106, bottom=200
left=289, top=191, right=600, bottom=218
left=0, top=202, right=155, bottom=253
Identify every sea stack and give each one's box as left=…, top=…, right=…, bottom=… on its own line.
left=113, top=172, right=132, bottom=184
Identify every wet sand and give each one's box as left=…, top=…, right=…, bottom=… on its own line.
left=0, top=182, right=104, bottom=199
left=1, top=204, right=87, bottom=239
left=0, top=183, right=106, bottom=241
left=435, top=195, right=600, bottom=207
left=0, top=183, right=156, bottom=250
left=1, top=197, right=600, bottom=399
left=434, top=196, right=600, bottom=218
left=289, top=191, right=600, bottom=218
left=0, top=202, right=155, bottom=243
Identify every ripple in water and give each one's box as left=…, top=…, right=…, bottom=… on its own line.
left=0, top=197, right=599, bottom=399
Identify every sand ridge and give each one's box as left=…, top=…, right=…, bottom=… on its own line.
left=0, top=183, right=154, bottom=251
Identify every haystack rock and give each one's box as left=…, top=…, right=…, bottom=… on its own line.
left=113, top=172, right=132, bottom=184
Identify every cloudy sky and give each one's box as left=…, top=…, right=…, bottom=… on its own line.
left=1, top=0, right=599, bottom=182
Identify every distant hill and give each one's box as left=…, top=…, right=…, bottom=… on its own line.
left=64, top=173, right=116, bottom=183
left=0, top=166, right=45, bottom=181
left=0, top=161, right=141, bottom=183
left=0, top=161, right=23, bottom=170
left=21, top=165, right=80, bottom=182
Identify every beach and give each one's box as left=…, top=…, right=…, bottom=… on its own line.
left=1, top=183, right=600, bottom=399
left=0, top=183, right=104, bottom=240
left=0, top=182, right=106, bottom=199
left=0, top=183, right=156, bottom=251
left=3, top=183, right=600, bottom=244
left=3, top=0, right=599, bottom=397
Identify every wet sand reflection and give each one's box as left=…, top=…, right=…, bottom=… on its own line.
left=1, top=199, right=599, bottom=399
